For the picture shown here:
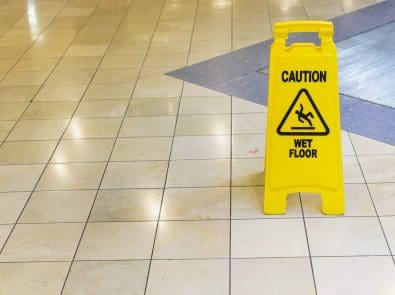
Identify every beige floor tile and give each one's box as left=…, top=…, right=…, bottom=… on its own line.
left=161, top=187, right=230, bottom=220
left=0, top=47, right=26, bottom=59
left=178, top=96, right=230, bottom=115
left=380, top=216, right=395, bottom=253
left=112, top=32, right=152, bottom=44
left=59, top=7, right=95, bottom=17
left=22, top=102, right=78, bottom=119
left=368, top=183, right=395, bottom=216
left=83, top=83, right=134, bottom=100
left=100, top=54, right=145, bottom=69
left=358, top=155, right=395, bottom=183
left=133, top=76, right=182, bottom=98
left=0, top=71, right=50, bottom=86
left=232, top=134, right=265, bottom=158
left=73, top=33, right=113, bottom=46
left=0, top=192, right=29, bottom=224
left=340, top=0, right=376, bottom=12
left=232, top=219, right=308, bottom=258
left=55, top=56, right=101, bottom=70
left=175, top=114, right=230, bottom=136
left=63, top=260, right=149, bottom=295
left=37, top=163, right=106, bottom=191
left=152, top=31, right=193, bottom=42
left=232, top=158, right=264, bottom=186
left=127, top=98, right=179, bottom=116
left=13, top=58, right=59, bottom=71
left=232, top=187, right=302, bottom=219
left=119, top=116, right=176, bottom=137
left=111, top=137, right=172, bottom=161
left=190, top=39, right=231, bottom=53
left=90, top=189, right=162, bottom=221
left=64, top=118, right=122, bottom=139
left=0, top=102, right=28, bottom=120
left=46, top=70, right=95, bottom=85
left=232, top=97, right=267, bottom=114
left=0, top=223, right=84, bottom=261
left=102, top=161, right=168, bottom=189
left=91, top=68, right=139, bottom=84
left=147, top=260, right=228, bottom=295
left=0, top=140, right=57, bottom=164
left=153, top=220, right=229, bottom=259
left=350, top=133, right=395, bottom=155
left=149, top=41, right=190, bottom=54
left=171, top=135, right=230, bottom=160
left=305, top=4, right=344, bottom=19
left=144, top=53, right=188, bottom=69
left=313, top=256, right=395, bottom=295
left=52, top=139, right=114, bottom=163
left=65, top=44, right=109, bottom=57
left=0, top=262, right=70, bottom=295
left=119, top=22, right=156, bottom=33
left=20, top=190, right=96, bottom=223
left=341, top=131, right=355, bottom=156
left=74, top=99, right=129, bottom=118
left=0, top=121, right=14, bottom=141
left=7, top=119, right=68, bottom=140
left=306, top=217, right=389, bottom=256
left=166, top=159, right=230, bottom=187
left=0, top=225, right=12, bottom=248
left=343, top=155, right=365, bottom=183
left=76, top=222, right=156, bottom=260
left=0, top=59, right=16, bottom=72
left=232, top=258, right=315, bottom=295
left=232, top=113, right=266, bottom=134
left=35, top=84, right=88, bottom=101
left=0, top=164, right=44, bottom=192
left=301, top=184, right=376, bottom=217
left=107, top=43, right=150, bottom=55
left=0, top=86, right=40, bottom=102
left=188, top=51, right=229, bottom=65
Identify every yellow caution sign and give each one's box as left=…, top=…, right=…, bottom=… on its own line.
left=264, top=21, right=344, bottom=215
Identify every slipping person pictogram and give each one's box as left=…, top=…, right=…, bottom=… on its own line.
left=277, top=88, right=329, bottom=136
left=295, top=104, right=314, bottom=126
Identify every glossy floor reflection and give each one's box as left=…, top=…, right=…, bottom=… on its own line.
left=0, top=0, right=394, bottom=294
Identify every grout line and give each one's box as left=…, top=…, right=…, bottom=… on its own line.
left=6, top=182, right=395, bottom=195
left=0, top=132, right=267, bottom=142
left=0, top=157, right=264, bottom=166
left=0, top=110, right=267, bottom=120
left=347, top=131, right=395, bottom=265
left=2, top=214, right=392, bottom=227
left=1, top=254, right=393, bottom=265
left=143, top=0, right=201, bottom=292
left=299, top=193, right=319, bottom=295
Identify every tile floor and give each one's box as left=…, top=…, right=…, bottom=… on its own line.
left=0, top=0, right=394, bottom=294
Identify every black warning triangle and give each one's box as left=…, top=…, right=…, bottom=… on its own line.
left=277, top=88, right=329, bottom=136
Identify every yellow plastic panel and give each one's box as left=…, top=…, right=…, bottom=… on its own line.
left=263, top=21, right=344, bottom=215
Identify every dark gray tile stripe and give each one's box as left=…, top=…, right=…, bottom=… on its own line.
left=166, top=1, right=395, bottom=146
left=167, top=0, right=395, bottom=86
left=340, top=94, right=395, bottom=146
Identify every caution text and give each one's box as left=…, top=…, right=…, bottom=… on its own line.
left=281, top=70, right=327, bottom=83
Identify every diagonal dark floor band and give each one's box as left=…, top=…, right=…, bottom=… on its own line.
left=167, top=0, right=395, bottom=146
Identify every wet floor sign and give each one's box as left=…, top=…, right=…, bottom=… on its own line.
left=263, top=21, right=344, bottom=215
